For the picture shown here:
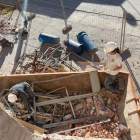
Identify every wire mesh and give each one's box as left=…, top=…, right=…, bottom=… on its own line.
left=64, top=0, right=123, bottom=49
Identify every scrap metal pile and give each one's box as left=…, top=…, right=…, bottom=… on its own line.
left=13, top=43, right=100, bottom=74
left=1, top=86, right=129, bottom=139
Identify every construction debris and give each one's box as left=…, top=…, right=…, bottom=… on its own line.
left=0, top=82, right=127, bottom=140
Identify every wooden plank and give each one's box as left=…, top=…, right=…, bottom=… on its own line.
left=36, top=92, right=95, bottom=107
left=89, top=71, right=101, bottom=93
left=126, top=97, right=140, bottom=104
left=42, top=66, right=56, bottom=73
left=128, top=109, right=140, bottom=116
left=14, top=117, right=47, bottom=135
left=43, top=111, right=112, bottom=129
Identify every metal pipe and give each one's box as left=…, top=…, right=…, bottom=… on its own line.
left=65, top=87, right=76, bottom=119
left=120, top=8, right=125, bottom=50
left=122, top=9, right=127, bottom=51
left=60, top=0, right=67, bottom=27
left=45, top=86, right=66, bottom=95
left=70, top=52, right=102, bottom=69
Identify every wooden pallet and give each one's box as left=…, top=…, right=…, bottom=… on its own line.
left=126, top=97, right=140, bottom=116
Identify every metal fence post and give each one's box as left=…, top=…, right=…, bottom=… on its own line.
left=122, top=10, right=127, bottom=51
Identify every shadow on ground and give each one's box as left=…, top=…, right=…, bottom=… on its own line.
left=27, top=0, right=137, bottom=26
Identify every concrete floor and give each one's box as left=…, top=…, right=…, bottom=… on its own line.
left=0, top=0, right=140, bottom=97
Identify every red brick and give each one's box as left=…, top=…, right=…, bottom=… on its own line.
left=97, top=104, right=102, bottom=108
left=82, top=129, right=86, bottom=133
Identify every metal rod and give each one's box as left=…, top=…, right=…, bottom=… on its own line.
left=61, top=59, right=79, bottom=71
left=55, top=118, right=110, bottom=134
left=32, top=71, right=89, bottom=84
left=3, top=97, right=12, bottom=109
left=43, top=112, right=112, bottom=129
left=120, top=8, right=125, bottom=50
left=70, top=52, right=102, bottom=69
left=0, top=89, right=9, bottom=97
left=122, top=9, right=127, bottom=51
left=40, top=44, right=60, bottom=60
left=33, top=97, right=36, bottom=121
left=45, top=86, right=66, bottom=95
left=44, top=46, right=61, bottom=65
left=27, top=80, right=47, bottom=94
left=60, top=0, right=67, bottom=27
left=65, top=87, right=76, bottom=119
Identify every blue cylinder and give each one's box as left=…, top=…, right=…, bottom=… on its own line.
left=38, top=33, right=60, bottom=44
left=64, top=39, right=85, bottom=55
left=77, top=31, right=97, bottom=53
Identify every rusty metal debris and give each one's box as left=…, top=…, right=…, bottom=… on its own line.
left=0, top=78, right=127, bottom=140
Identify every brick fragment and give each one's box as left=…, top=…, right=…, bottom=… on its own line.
left=82, top=129, right=86, bottom=133
left=119, top=124, right=129, bottom=134
left=85, top=131, right=91, bottom=137
left=86, top=97, right=93, bottom=104
left=114, top=114, right=119, bottom=121
left=74, top=103, right=84, bottom=111
left=113, top=131, right=120, bottom=137
left=106, top=92, right=117, bottom=98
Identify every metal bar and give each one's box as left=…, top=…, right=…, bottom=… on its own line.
left=33, top=97, right=36, bottom=121
left=40, top=44, right=60, bottom=60
left=0, top=89, right=9, bottom=97
left=44, top=46, right=61, bottom=65
left=36, top=92, right=95, bottom=107
left=3, top=97, right=12, bottom=109
left=61, top=59, right=79, bottom=71
left=122, top=9, right=127, bottom=51
left=45, top=86, right=66, bottom=95
left=32, top=71, right=89, bottom=84
left=70, top=52, right=102, bottom=69
left=27, top=80, right=47, bottom=94
left=43, top=112, right=112, bottom=129
left=55, top=118, right=110, bottom=134
left=60, top=0, right=67, bottom=27
left=65, top=87, right=76, bottom=119
left=15, top=0, right=22, bottom=12
left=120, top=8, right=125, bottom=50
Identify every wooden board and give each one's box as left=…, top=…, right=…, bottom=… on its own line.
left=89, top=71, right=101, bottom=93
left=14, top=117, right=47, bottom=135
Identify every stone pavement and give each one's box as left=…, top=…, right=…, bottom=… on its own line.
left=0, top=0, right=140, bottom=96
